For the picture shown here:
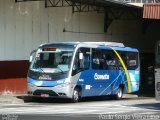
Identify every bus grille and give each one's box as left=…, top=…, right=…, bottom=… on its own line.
left=33, top=90, right=59, bottom=96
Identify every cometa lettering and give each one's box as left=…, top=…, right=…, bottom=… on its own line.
left=94, top=73, right=109, bottom=80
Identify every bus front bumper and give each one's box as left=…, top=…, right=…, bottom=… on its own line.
left=27, top=83, right=75, bottom=98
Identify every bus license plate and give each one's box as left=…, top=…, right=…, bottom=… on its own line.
left=41, top=94, right=49, bottom=97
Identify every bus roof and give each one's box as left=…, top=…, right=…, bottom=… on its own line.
left=40, top=42, right=78, bottom=47
left=40, top=42, right=138, bottom=52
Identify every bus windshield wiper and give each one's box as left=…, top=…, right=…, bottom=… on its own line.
left=38, top=67, right=48, bottom=75
left=57, top=66, right=65, bottom=74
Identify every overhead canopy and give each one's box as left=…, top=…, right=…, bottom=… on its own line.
left=16, top=0, right=143, bottom=10
left=68, top=0, right=142, bottom=10
left=100, top=0, right=142, bottom=9
left=143, top=3, right=160, bottom=19
left=16, top=0, right=143, bottom=19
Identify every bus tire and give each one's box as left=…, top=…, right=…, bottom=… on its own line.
left=115, top=87, right=123, bottom=100
left=71, top=88, right=80, bottom=103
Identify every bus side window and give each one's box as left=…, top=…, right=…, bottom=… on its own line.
left=126, top=52, right=138, bottom=70
left=92, top=49, right=119, bottom=70
left=92, top=49, right=100, bottom=69
left=105, top=51, right=120, bottom=70
left=72, top=48, right=90, bottom=76
left=92, top=57, right=100, bottom=69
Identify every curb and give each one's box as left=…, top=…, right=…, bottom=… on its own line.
left=0, top=95, right=25, bottom=104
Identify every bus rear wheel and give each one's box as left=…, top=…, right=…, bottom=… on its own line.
left=71, top=88, right=80, bottom=103
left=115, top=87, right=123, bottom=100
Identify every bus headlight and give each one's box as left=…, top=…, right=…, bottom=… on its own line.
left=28, top=83, right=35, bottom=88
left=64, top=78, right=71, bottom=83
left=55, top=84, right=68, bottom=88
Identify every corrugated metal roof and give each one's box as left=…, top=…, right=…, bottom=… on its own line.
left=143, top=3, right=160, bottom=19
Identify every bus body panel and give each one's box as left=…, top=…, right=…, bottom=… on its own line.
left=128, top=69, right=140, bottom=92
left=75, top=69, right=140, bottom=97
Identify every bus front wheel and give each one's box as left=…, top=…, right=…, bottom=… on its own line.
left=71, top=88, right=80, bottom=103
left=115, top=87, right=123, bottom=100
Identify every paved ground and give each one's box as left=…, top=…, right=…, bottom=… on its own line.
left=0, top=94, right=139, bottom=104
left=0, top=95, right=159, bottom=120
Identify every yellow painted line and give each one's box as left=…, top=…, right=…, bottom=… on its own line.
left=110, top=47, right=131, bottom=93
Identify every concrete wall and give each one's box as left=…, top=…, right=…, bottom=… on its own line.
left=1, top=0, right=158, bottom=61
left=0, top=0, right=105, bottom=94
left=0, top=0, right=105, bottom=61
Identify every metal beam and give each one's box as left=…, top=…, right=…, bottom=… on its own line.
left=45, top=0, right=72, bottom=7
left=114, top=0, right=160, bottom=3
left=72, top=2, right=104, bottom=13
left=45, top=0, right=104, bottom=12
left=15, top=0, right=44, bottom=2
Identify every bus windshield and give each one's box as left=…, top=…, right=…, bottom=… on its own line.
left=30, top=46, right=75, bottom=74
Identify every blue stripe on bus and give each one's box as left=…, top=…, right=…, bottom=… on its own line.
left=27, top=77, right=65, bottom=87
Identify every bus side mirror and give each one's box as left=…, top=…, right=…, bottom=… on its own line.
left=29, top=49, right=37, bottom=62
left=29, top=56, right=33, bottom=62
left=79, top=53, right=83, bottom=60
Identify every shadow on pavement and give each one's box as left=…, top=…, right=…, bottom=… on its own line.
left=137, top=91, right=155, bottom=98
left=16, top=95, right=125, bottom=104
left=131, top=103, right=160, bottom=111
left=16, top=96, right=72, bottom=103
left=16, top=95, right=149, bottom=104
left=16, top=91, right=155, bottom=104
